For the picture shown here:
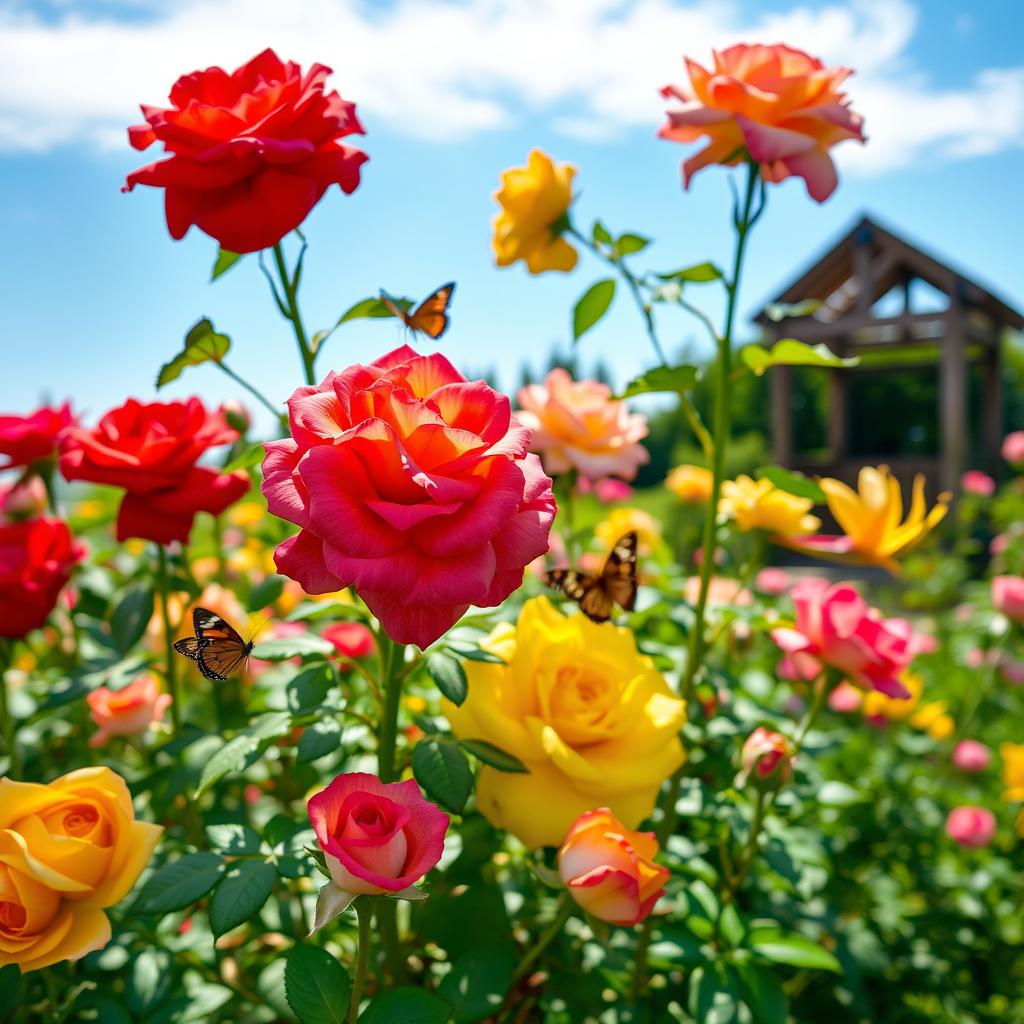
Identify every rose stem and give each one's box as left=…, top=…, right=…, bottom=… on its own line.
left=348, top=897, right=374, bottom=1024
left=270, top=241, right=316, bottom=386
left=0, top=638, right=21, bottom=779
left=154, top=544, right=182, bottom=734
left=510, top=893, right=574, bottom=985
left=375, top=633, right=409, bottom=982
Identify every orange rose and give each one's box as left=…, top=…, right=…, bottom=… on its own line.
left=660, top=43, right=865, bottom=202
left=0, top=768, right=161, bottom=971
left=86, top=674, right=171, bottom=747
left=558, top=808, right=668, bottom=926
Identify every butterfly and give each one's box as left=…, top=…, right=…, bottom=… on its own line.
left=544, top=532, right=638, bottom=623
left=380, top=282, right=456, bottom=339
left=173, top=607, right=254, bottom=681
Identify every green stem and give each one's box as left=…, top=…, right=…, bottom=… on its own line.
left=349, top=898, right=374, bottom=1024
left=154, top=545, right=182, bottom=733
left=0, top=638, right=21, bottom=780
left=272, top=242, right=316, bottom=386
left=215, top=361, right=287, bottom=427
left=511, top=894, right=574, bottom=984
left=681, top=161, right=760, bottom=707
left=714, top=788, right=767, bottom=943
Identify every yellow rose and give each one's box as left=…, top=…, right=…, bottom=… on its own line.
left=0, top=767, right=162, bottom=972
left=492, top=150, right=578, bottom=274
left=1001, top=742, right=1024, bottom=803
left=665, top=464, right=713, bottom=503
left=719, top=475, right=820, bottom=537
left=442, top=597, right=685, bottom=848
left=594, top=507, right=661, bottom=555
left=910, top=702, right=954, bottom=741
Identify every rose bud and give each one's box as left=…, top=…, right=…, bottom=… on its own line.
left=307, top=772, right=449, bottom=932
left=952, top=740, right=991, bottom=774
left=0, top=477, right=47, bottom=522
left=322, top=621, right=376, bottom=661
left=945, top=805, right=996, bottom=849
left=558, top=808, right=669, bottom=927
left=86, top=674, right=172, bottom=747
left=992, top=576, right=1024, bottom=623
left=221, top=400, right=252, bottom=434
left=738, top=727, right=795, bottom=790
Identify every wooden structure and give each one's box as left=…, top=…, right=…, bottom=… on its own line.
left=756, top=216, right=1023, bottom=493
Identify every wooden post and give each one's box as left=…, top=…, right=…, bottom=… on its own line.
left=939, top=293, right=967, bottom=492
left=982, top=335, right=1003, bottom=471
left=827, top=338, right=848, bottom=469
left=768, top=326, right=793, bottom=466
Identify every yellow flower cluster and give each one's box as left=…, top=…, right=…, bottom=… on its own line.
left=719, top=475, right=820, bottom=537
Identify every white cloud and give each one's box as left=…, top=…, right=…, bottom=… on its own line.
left=0, top=0, right=1021, bottom=175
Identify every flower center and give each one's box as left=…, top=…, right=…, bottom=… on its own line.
left=0, top=901, right=26, bottom=935
left=60, top=804, right=99, bottom=838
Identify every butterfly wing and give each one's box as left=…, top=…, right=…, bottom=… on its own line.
left=380, top=292, right=411, bottom=326
left=172, top=636, right=203, bottom=661
left=544, top=568, right=614, bottom=622
left=601, top=531, right=638, bottom=612
left=406, top=282, right=455, bottom=339
left=193, top=607, right=246, bottom=645
left=197, top=639, right=254, bottom=681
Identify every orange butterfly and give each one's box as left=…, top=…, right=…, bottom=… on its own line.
left=173, top=607, right=254, bottom=681
left=545, top=532, right=638, bottom=623
left=380, top=282, right=456, bottom=339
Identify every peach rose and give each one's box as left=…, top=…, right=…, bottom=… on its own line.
left=660, top=43, right=865, bottom=202
left=992, top=576, right=1024, bottom=623
left=0, top=768, right=162, bottom=971
left=86, top=674, right=171, bottom=747
left=558, top=809, right=668, bottom=926
left=516, top=369, right=649, bottom=482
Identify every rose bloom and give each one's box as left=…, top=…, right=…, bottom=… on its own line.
left=961, top=470, right=996, bottom=497
left=263, top=345, right=555, bottom=649
left=945, top=806, right=996, bottom=849
left=595, top=507, right=661, bottom=555
left=60, top=398, right=248, bottom=545
left=576, top=477, right=634, bottom=504
left=87, top=675, right=171, bottom=748
left=660, top=43, right=865, bottom=202
left=738, top=727, right=795, bottom=790
left=0, top=768, right=162, bottom=971
left=558, top=808, right=669, bottom=927
left=828, top=681, right=863, bottom=713
left=0, top=517, right=83, bottom=638
left=492, top=149, right=578, bottom=273
left=322, top=621, right=376, bottom=661
left=665, top=464, right=713, bottom=503
left=516, top=369, right=649, bottom=482
left=953, top=740, right=991, bottom=774
left=719, top=475, right=820, bottom=537
left=1003, top=431, right=1024, bottom=465
left=125, top=49, right=367, bottom=253
left=755, top=567, right=790, bottom=596
left=0, top=403, right=74, bottom=471
left=992, top=576, right=1024, bottom=623
left=0, top=477, right=47, bottom=523
left=443, top=596, right=685, bottom=849
left=781, top=466, right=949, bottom=574
left=1001, top=742, right=1024, bottom=802
left=307, top=772, right=448, bottom=906
left=771, top=579, right=916, bottom=698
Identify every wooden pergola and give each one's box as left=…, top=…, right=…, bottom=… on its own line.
left=756, top=216, right=1023, bottom=493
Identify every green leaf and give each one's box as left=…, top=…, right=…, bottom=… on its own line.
left=458, top=739, right=528, bottom=773
left=656, top=261, right=723, bottom=283
left=438, top=944, right=516, bottom=1023
left=0, top=964, right=21, bottom=1009
left=133, top=853, right=224, bottom=915
left=614, top=232, right=650, bottom=257
left=572, top=279, right=616, bottom=341
left=735, top=962, right=789, bottom=1024
left=109, top=587, right=155, bottom=654
left=426, top=652, right=468, bottom=706
left=592, top=221, right=612, bottom=246
left=359, top=988, right=451, bottom=1024
left=688, top=961, right=739, bottom=1024
left=286, top=663, right=334, bottom=716
left=336, top=296, right=409, bottom=325
left=209, top=860, right=277, bottom=937
left=748, top=927, right=842, bottom=973
left=757, top=465, right=827, bottom=504
left=206, top=823, right=262, bottom=855
left=156, top=318, right=232, bottom=388
left=763, top=298, right=821, bottom=322
left=248, top=575, right=285, bottom=612
left=126, top=950, right=172, bottom=1015
left=741, top=339, right=860, bottom=377
left=413, top=738, right=473, bottom=814
left=817, top=780, right=863, bottom=807
left=448, top=645, right=505, bottom=664
left=223, top=443, right=265, bottom=473
left=197, top=712, right=292, bottom=794
left=618, top=363, right=699, bottom=399
left=285, top=943, right=351, bottom=1024
left=251, top=634, right=334, bottom=661
left=211, top=249, right=244, bottom=281
left=297, top=718, right=343, bottom=763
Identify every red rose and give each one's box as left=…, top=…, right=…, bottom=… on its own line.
left=124, top=48, right=368, bottom=253
left=0, top=403, right=74, bottom=471
left=0, top=517, right=84, bottom=638
left=263, top=345, right=556, bottom=649
left=322, top=622, right=376, bottom=661
left=60, top=398, right=248, bottom=545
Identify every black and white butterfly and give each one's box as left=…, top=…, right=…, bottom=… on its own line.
left=173, top=607, right=254, bottom=681
left=544, top=531, right=638, bottom=623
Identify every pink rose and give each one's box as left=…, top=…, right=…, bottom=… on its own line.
left=771, top=579, right=915, bottom=698
left=516, top=369, right=649, bottom=482
left=322, top=621, right=376, bottom=661
left=86, top=674, right=171, bottom=747
left=755, top=567, right=790, bottom=596
left=1002, top=431, right=1024, bottom=465
left=944, top=805, right=996, bottom=849
left=961, top=470, right=996, bottom=497
left=263, top=346, right=555, bottom=649
left=307, top=772, right=449, bottom=902
left=965, top=648, right=986, bottom=669
left=952, top=740, right=991, bottom=774
left=738, top=727, right=795, bottom=789
left=828, top=681, right=864, bottom=713
left=577, top=477, right=635, bottom=503
left=992, top=576, right=1024, bottom=623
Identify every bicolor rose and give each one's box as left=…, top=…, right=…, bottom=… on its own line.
left=738, top=727, right=795, bottom=789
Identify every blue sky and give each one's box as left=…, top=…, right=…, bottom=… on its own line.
left=1, top=0, right=1022, bottom=431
